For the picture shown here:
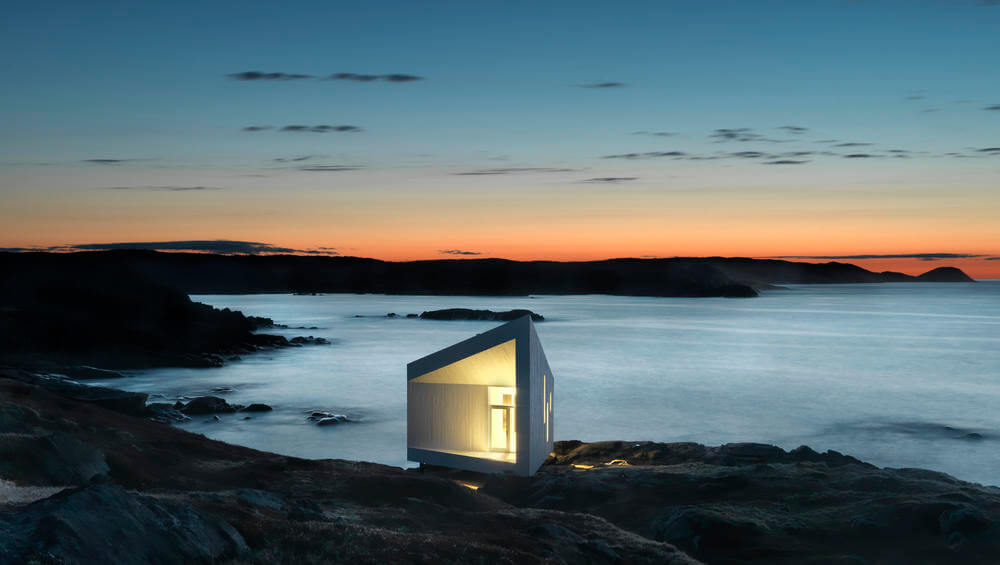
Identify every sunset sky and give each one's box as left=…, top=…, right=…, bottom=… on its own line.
left=2, top=1, right=998, bottom=276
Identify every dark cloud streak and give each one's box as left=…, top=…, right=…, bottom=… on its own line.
left=580, top=177, right=638, bottom=182
left=454, top=167, right=576, bottom=175
left=579, top=82, right=626, bottom=88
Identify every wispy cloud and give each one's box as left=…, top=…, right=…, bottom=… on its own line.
left=454, top=167, right=576, bottom=175
left=228, top=71, right=424, bottom=83
left=103, top=186, right=220, bottom=191
left=578, top=81, right=626, bottom=88
left=834, top=142, right=874, bottom=147
left=632, top=131, right=675, bottom=137
left=281, top=125, right=362, bottom=133
left=762, top=160, right=809, bottom=165
left=602, top=151, right=686, bottom=159
left=298, top=165, right=361, bottom=172
left=709, top=128, right=789, bottom=143
left=771, top=253, right=986, bottom=261
left=843, top=153, right=880, bottom=158
left=243, top=125, right=362, bottom=133
left=976, top=147, right=1000, bottom=153
left=777, top=126, right=808, bottom=134
left=327, top=72, right=423, bottom=82
left=984, top=104, right=1000, bottom=110
left=580, top=177, right=638, bottom=182
left=274, top=155, right=318, bottom=162
left=11, top=240, right=318, bottom=255
left=228, top=71, right=313, bottom=81
left=83, top=158, right=142, bottom=165
left=438, top=249, right=482, bottom=255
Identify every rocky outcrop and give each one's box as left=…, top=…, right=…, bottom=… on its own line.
left=0, top=258, right=329, bottom=371
left=1, top=483, right=249, bottom=565
left=420, top=308, right=545, bottom=321
left=479, top=440, right=1000, bottom=564
left=180, top=396, right=241, bottom=415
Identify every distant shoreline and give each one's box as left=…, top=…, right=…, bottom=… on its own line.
left=0, top=251, right=975, bottom=300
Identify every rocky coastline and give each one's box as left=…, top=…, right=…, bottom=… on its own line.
left=0, top=261, right=329, bottom=372
left=2, top=368, right=999, bottom=564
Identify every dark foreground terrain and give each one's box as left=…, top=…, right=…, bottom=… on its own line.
left=2, top=368, right=998, bottom=565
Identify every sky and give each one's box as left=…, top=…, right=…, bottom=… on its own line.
left=1, top=0, right=998, bottom=276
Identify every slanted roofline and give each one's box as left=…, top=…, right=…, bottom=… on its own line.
left=407, top=315, right=534, bottom=380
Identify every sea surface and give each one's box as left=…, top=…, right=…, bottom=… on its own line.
left=94, top=282, right=1000, bottom=486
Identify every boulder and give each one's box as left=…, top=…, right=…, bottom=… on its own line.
left=242, top=403, right=273, bottom=412
left=145, top=403, right=190, bottom=424
left=307, top=411, right=349, bottom=425
left=1, top=484, right=248, bottom=565
left=181, top=396, right=241, bottom=415
left=0, top=432, right=109, bottom=485
left=289, top=336, right=331, bottom=345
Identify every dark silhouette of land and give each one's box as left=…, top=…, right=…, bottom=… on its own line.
left=0, top=256, right=325, bottom=370
left=0, top=250, right=972, bottom=370
left=0, top=251, right=975, bottom=300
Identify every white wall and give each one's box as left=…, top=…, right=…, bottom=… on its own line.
left=407, top=382, right=489, bottom=453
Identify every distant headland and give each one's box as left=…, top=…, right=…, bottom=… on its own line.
left=0, top=251, right=975, bottom=301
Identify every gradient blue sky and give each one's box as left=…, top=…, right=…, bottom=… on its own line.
left=2, top=0, right=998, bottom=274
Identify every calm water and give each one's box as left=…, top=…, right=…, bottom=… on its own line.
left=93, top=282, right=1000, bottom=486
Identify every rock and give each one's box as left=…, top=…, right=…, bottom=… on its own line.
left=419, top=308, right=545, bottom=321
left=315, top=415, right=348, bottom=426
left=242, top=403, right=273, bottom=412
left=0, top=432, right=108, bottom=485
left=181, top=396, right=240, bottom=415
left=59, top=366, right=129, bottom=380
left=386, top=312, right=397, bottom=317
left=1, top=484, right=248, bottom=565
left=307, top=411, right=349, bottom=425
left=289, top=335, right=331, bottom=345
left=648, top=505, right=772, bottom=560
left=145, top=402, right=190, bottom=424
left=406, top=313, right=418, bottom=318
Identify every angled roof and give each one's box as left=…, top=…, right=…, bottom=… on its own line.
left=407, top=315, right=533, bottom=381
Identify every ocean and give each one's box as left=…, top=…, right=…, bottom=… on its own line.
left=92, top=281, right=1000, bottom=486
